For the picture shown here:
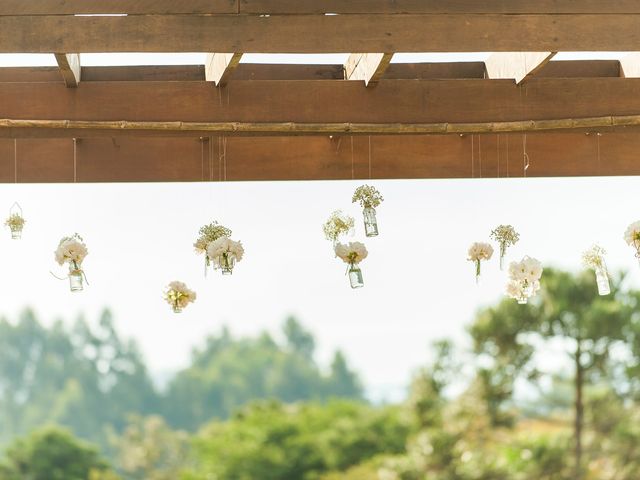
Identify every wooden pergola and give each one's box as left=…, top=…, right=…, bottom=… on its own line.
left=2, top=1, right=640, bottom=182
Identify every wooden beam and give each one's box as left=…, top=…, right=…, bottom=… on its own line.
left=53, top=53, right=81, bottom=87
left=4, top=1, right=640, bottom=15
left=205, top=53, right=243, bottom=87
left=345, top=53, right=394, bottom=86
left=4, top=15, right=640, bottom=53
left=620, top=54, right=640, bottom=78
left=2, top=78, right=640, bottom=132
left=485, top=52, right=556, bottom=84
left=0, top=133, right=638, bottom=183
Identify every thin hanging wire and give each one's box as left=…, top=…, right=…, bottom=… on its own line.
left=506, top=135, right=510, bottom=178
left=350, top=136, right=355, bottom=180
left=478, top=135, right=482, bottom=178
left=597, top=132, right=602, bottom=175
left=471, top=135, right=475, bottom=178
left=497, top=134, right=500, bottom=179
left=522, top=134, right=530, bottom=178
left=73, top=138, right=78, bottom=183
left=200, top=138, right=205, bottom=181
left=13, top=139, right=17, bottom=184
left=368, top=135, right=372, bottom=180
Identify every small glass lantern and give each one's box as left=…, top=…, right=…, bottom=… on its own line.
left=69, top=263, right=84, bottom=292
left=348, top=263, right=364, bottom=289
left=595, top=265, right=611, bottom=296
left=5, top=203, right=25, bottom=240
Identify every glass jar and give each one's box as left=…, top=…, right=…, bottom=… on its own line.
left=363, top=207, right=379, bottom=237
left=220, top=253, right=236, bottom=275
left=595, top=265, right=611, bottom=296
left=499, top=244, right=506, bottom=271
left=69, top=263, right=84, bottom=292
left=348, top=263, right=364, bottom=289
left=9, top=225, right=22, bottom=240
left=172, top=302, right=183, bottom=314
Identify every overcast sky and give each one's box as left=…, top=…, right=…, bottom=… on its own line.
left=1, top=52, right=639, bottom=401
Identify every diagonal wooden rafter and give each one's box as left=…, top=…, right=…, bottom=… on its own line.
left=344, top=53, right=394, bottom=86
left=53, top=53, right=81, bottom=87
left=485, top=52, right=557, bottom=84
left=205, top=53, right=243, bottom=87
left=620, top=53, right=640, bottom=78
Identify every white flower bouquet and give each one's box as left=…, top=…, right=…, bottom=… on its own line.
left=194, top=221, right=232, bottom=275
left=468, top=242, right=494, bottom=283
left=582, top=245, right=610, bottom=296
left=506, top=256, right=543, bottom=304
left=323, top=210, right=355, bottom=244
left=164, top=281, right=197, bottom=313
left=353, top=185, right=384, bottom=237
left=335, top=241, right=368, bottom=289
left=5, top=212, right=25, bottom=240
left=54, top=234, right=88, bottom=292
left=206, top=236, right=245, bottom=275
left=490, top=225, right=520, bottom=270
left=624, top=221, right=640, bottom=265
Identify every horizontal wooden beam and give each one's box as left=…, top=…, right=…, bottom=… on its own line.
left=0, top=133, right=636, bottom=182
left=3, top=14, right=640, bottom=53
left=3, top=1, right=640, bottom=15
left=2, top=78, right=640, bottom=132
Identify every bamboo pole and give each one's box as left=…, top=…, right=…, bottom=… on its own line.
left=0, top=115, right=639, bottom=136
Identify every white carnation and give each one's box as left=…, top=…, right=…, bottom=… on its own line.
left=624, top=221, right=640, bottom=247
left=164, top=281, right=197, bottom=309
left=335, top=242, right=368, bottom=265
left=54, top=237, right=88, bottom=266
left=467, top=242, right=494, bottom=262
left=206, top=236, right=245, bottom=263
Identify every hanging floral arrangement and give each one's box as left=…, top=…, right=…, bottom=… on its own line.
left=467, top=242, right=494, bottom=283
left=352, top=185, right=384, bottom=237
left=506, top=256, right=543, bottom=304
left=624, top=221, right=640, bottom=265
left=5, top=203, right=25, bottom=240
left=194, top=221, right=232, bottom=275
left=582, top=245, right=610, bottom=296
left=54, top=233, right=88, bottom=292
left=323, top=210, right=355, bottom=245
left=206, top=236, right=245, bottom=275
left=490, top=225, right=520, bottom=270
left=164, top=281, right=197, bottom=313
left=335, top=241, right=368, bottom=289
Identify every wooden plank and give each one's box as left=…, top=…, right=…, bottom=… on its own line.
left=345, top=53, right=393, bottom=86
left=485, top=52, right=556, bottom=84
left=0, top=133, right=637, bottom=182
left=0, top=1, right=237, bottom=15
left=205, top=53, right=243, bottom=87
left=620, top=54, right=640, bottom=78
left=4, top=14, right=640, bottom=53
left=239, top=0, right=640, bottom=14
left=54, top=53, right=81, bottom=87
left=536, top=60, right=621, bottom=78
left=2, top=78, right=640, bottom=129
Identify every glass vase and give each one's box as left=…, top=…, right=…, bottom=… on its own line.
left=348, top=263, right=364, bottom=289
left=220, top=253, right=235, bottom=275
left=363, top=207, right=379, bottom=237
left=172, top=302, right=183, bottom=314
left=69, top=263, right=83, bottom=292
left=595, top=265, right=611, bottom=296
left=9, top=225, right=22, bottom=240
left=499, top=244, right=506, bottom=271
left=475, top=260, right=481, bottom=285
left=517, top=296, right=529, bottom=305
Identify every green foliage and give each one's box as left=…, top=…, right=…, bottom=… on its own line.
left=187, top=400, right=412, bottom=480
left=0, top=427, right=115, bottom=480
left=163, top=318, right=363, bottom=430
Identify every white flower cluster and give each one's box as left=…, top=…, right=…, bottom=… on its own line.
left=624, top=221, right=640, bottom=252
left=335, top=241, right=368, bottom=265
left=55, top=235, right=88, bottom=266
left=506, top=256, right=543, bottom=302
left=164, top=281, right=197, bottom=309
left=467, top=242, right=494, bottom=262
left=206, top=236, right=245, bottom=268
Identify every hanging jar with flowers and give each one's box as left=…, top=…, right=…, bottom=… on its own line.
left=5, top=203, right=25, bottom=240
left=164, top=281, right=197, bottom=313
left=490, top=225, right=520, bottom=270
left=206, top=236, right=245, bottom=275
left=624, top=221, right=640, bottom=266
left=335, top=241, right=368, bottom=289
left=352, top=185, right=384, bottom=237
left=467, top=242, right=494, bottom=284
left=323, top=210, right=355, bottom=246
left=506, top=256, right=543, bottom=304
left=194, top=221, right=232, bottom=276
left=54, top=233, right=88, bottom=292
left=582, top=245, right=611, bottom=296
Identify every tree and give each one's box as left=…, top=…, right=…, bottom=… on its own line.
left=470, top=269, right=632, bottom=478
left=0, top=427, right=115, bottom=480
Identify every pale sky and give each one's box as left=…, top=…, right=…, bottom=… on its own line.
left=1, top=52, right=639, bottom=401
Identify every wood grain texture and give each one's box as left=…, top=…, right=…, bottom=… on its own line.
left=4, top=14, right=640, bottom=52
left=345, top=53, right=394, bottom=86
left=205, top=53, right=243, bottom=87
left=0, top=133, right=636, bottom=182
left=54, top=53, right=81, bottom=87
left=485, top=52, right=556, bottom=84
left=0, top=0, right=238, bottom=15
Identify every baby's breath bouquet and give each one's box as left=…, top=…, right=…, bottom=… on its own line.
left=194, top=221, right=232, bottom=275
left=582, top=245, right=610, bottom=296
left=164, top=281, right=197, bottom=313
left=468, top=242, right=494, bottom=284
left=54, top=233, right=88, bottom=292
left=490, top=225, right=520, bottom=270
left=352, top=185, right=384, bottom=237
left=5, top=212, right=25, bottom=240
left=323, top=210, right=355, bottom=245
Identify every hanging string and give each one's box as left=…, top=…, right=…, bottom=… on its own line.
left=596, top=132, right=602, bottom=175
left=73, top=138, right=78, bottom=183
left=506, top=135, right=510, bottom=178
left=471, top=135, right=475, bottom=178
left=368, top=135, right=372, bottom=180
left=522, top=134, right=530, bottom=178
left=497, top=134, right=500, bottom=179
left=13, top=139, right=17, bottom=184
left=350, top=136, right=355, bottom=180
left=478, top=135, right=482, bottom=178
